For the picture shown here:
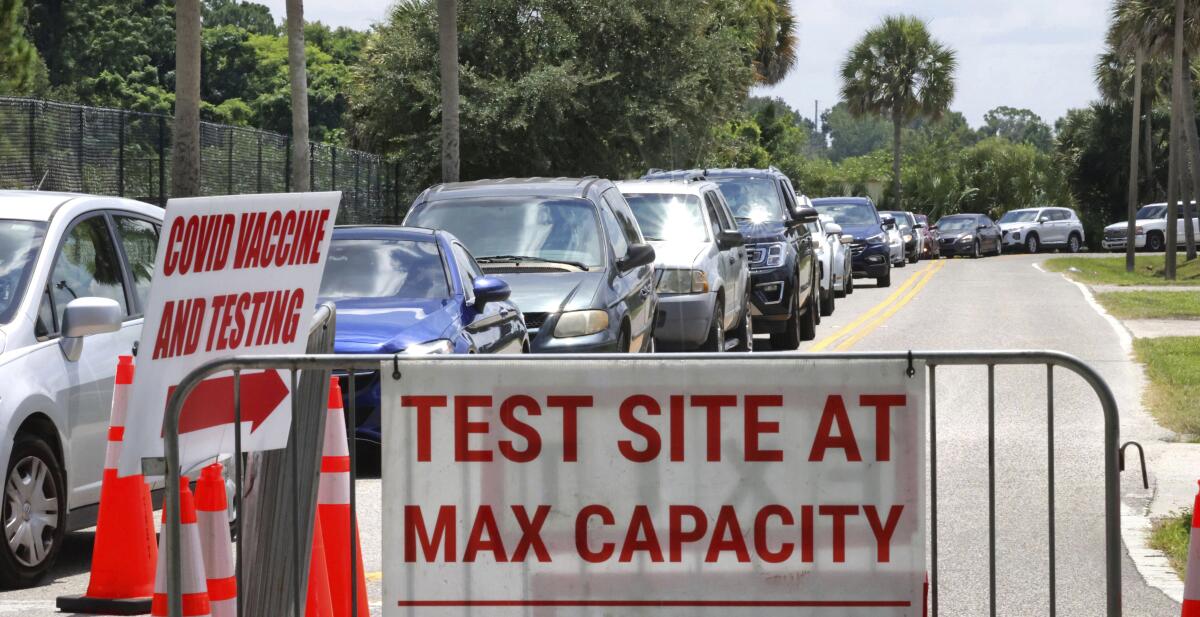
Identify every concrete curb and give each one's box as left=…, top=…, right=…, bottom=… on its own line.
left=1033, top=261, right=1186, bottom=603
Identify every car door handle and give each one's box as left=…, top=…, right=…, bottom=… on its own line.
left=640, top=286, right=652, bottom=297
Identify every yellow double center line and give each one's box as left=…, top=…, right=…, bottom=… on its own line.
left=809, top=259, right=947, bottom=351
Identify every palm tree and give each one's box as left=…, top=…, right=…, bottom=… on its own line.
left=286, top=0, right=310, bottom=191
left=751, top=0, right=797, bottom=85
left=437, top=0, right=459, bottom=183
left=170, top=0, right=201, bottom=198
left=1095, top=46, right=1166, bottom=199
left=840, top=15, right=956, bottom=210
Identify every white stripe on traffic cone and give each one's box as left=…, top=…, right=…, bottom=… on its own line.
left=196, top=463, right=236, bottom=617
left=152, top=480, right=212, bottom=617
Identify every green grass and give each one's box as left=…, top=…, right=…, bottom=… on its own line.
left=1044, top=255, right=1200, bottom=286
left=1134, top=337, right=1200, bottom=438
left=1095, top=291, right=1200, bottom=319
left=1148, top=509, right=1193, bottom=579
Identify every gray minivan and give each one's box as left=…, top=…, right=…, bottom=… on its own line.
left=404, top=178, right=658, bottom=353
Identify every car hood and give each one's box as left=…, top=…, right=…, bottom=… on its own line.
left=499, top=271, right=604, bottom=314
left=939, top=229, right=972, bottom=240
left=838, top=223, right=884, bottom=240
left=328, top=297, right=458, bottom=354
left=647, top=241, right=706, bottom=269
left=736, top=220, right=790, bottom=242
left=998, top=222, right=1033, bottom=233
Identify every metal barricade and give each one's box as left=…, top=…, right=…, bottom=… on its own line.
left=159, top=350, right=1125, bottom=617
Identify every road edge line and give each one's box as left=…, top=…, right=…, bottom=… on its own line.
left=1033, top=260, right=1184, bottom=604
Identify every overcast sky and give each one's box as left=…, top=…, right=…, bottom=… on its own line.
left=258, top=0, right=1109, bottom=128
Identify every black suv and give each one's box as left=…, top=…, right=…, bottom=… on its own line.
left=643, top=168, right=819, bottom=349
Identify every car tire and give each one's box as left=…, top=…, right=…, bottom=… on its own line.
left=617, top=327, right=631, bottom=353
left=876, top=264, right=892, bottom=288
left=908, top=251, right=918, bottom=264
left=731, top=295, right=753, bottom=352
left=1068, top=233, right=1082, bottom=254
left=1025, top=234, right=1039, bottom=254
left=1146, top=231, right=1165, bottom=252
left=972, top=241, right=982, bottom=258
left=770, top=288, right=803, bottom=351
left=701, top=300, right=725, bottom=352
left=799, top=284, right=818, bottom=342
left=895, top=257, right=906, bottom=268
left=0, top=435, right=66, bottom=588
left=819, top=284, right=835, bottom=317
left=845, top=266, right=854, bottom=295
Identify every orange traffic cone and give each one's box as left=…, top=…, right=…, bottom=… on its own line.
left=151, top=480, right=212, bottom=617
left=1182, top=481, right=1200, bottom=617
left=318, top=378, right=370, bottom=617
left=305, top=509, right=334, bottom=617
left=57, top=355, right=158, bottom=615
left=195, top=464, right=236, bottom=617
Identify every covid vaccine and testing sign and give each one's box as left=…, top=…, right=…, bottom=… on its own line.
left=118, top=192, right=340, bottom=477
left=382, top=357, right=927, bottom=616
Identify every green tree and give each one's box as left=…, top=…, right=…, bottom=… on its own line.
left=750, top=0, right=796, bottom=85
left=352, top=0, right=757, bottom=190
left=823, top=102, right=890, bottom=162
left=840, top=14, right=956, bottom=209
left=979, top=106, right=1053, bottom=151
left=0, top=0, right=44, bottom=94
left=203, top=0, right=277, bottom=35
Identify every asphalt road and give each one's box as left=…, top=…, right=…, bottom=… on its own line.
left=0, top=253, right=1179, bottom=616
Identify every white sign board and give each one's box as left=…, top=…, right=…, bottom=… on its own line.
left=119, top=192, right=340, bottom=477
left=381, top=357, right=926, bottom=616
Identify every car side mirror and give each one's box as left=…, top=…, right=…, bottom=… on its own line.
left=793, top=206, right=820, bottom=223
left=619, top=243, right=656, bottom=272
left=717, top=230, right=744, bottom=250
left=59, top=297, right=122, bottom=362
left=472, top=275, right=511, bottom=306
left=913, top=222, right=925, bottom=229
left=825, top=222, right=843, bottom=236
left=883, top=220, right=897, bottom=230
left=1038, top=216, right=1050, bottom=224
left=840, top=234, right=854, bottom=245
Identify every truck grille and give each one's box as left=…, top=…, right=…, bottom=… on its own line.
left=850, top=241, right=866, bottom=256
left=1105, top=229, right=1126, bottom=240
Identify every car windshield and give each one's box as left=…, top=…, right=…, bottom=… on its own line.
left=937, top=217, right=977, bottom=232
left=0, top=219, right=47, bottom=326
left=409, top=197, right=605, bottom=268
left=814, top=201, right=879, bottom=227
left=882, top=212, right=913, bottom=231
left=999, top=210, right=1040, bottom=223
left=1136, top=205, right=1167, bottom=220
left=624, top=193, right=708, bottom=242
left=320, top=238, right=449, bottom=300
left=711, top=177, right=788, bottom=223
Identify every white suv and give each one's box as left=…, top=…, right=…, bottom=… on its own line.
left=617, top=179, right=752, bottom=351
left=998, top=206, right=1085, bottom=253
left=1102, top=202, right=1200, bottom=252
left=0, top=191, right=162, bottom=585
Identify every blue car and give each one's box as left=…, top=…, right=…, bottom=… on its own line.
left=319, top=226, right=528, bottom=442
left=811, top=197, right=893, bottom=288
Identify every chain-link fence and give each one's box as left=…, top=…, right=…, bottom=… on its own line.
left=0, top=97, right=411, bottom=224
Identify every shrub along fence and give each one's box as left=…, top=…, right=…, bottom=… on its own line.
left=0, top=97, right=410, bottom=223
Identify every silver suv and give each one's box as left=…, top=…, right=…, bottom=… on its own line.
left=616, top=179, right=751, bottom=351
left=0, top=191, right=162, bottom=585
left=998, top=207, right=1085, bottom=253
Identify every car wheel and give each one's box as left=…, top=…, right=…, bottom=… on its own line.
left=799, top=285, right=818, bottom=342
left=1146, top=231, right=1165, bottom=252
left=0, top=435, right=65, bottom=588
left=731, top=295, right=753, bottom=352
left=908, top=251, right=918, bottom=264
left=876, top=263, right=892, bottom=288
left=972, top=241, right=982, bottom=258
left=617, top=328, right=631, bottom=353
left=895, top=256, right=906, bottom=268
left=845, top=266, right=854, bottom=295
left=1068, top=234, right=1082, bottom=254
left=1025, top=234, right=1039, bottom=254
left=769, top=288, right=802, bottom=351
left=819, top=284, right=835, bottom=317
left=701, top=300, right=725, bottom=352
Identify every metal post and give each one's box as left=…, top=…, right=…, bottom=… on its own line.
left=28, top=100, right=36, bottom=183
left=234, top=370, right=244, bottom=617
left=256, top=134, right=263, bottom=194
left=929, top=365, right=938, bottom=616
left=331, top=147, right=337, bottom=191
left=77, top=106, right=85, bottom=191
left=1047, top=365, right=1057, bottom=617
left=349, top=372, right=359, bottom=617
left=118, top=111, right=126, bottom=197
left=285, top=136, right=292, bottom=193
left=987, top=364, right=996, bottom=617
left=227, top=127, right=235, bottom=195
left=309, top=142, right=315, bottom=191
left=393, top=161, right=401, bottom=223
left=158, top=116, right=167, bottom=206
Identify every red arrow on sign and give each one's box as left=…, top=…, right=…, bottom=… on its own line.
left=165, top=370, right=289, bottom=435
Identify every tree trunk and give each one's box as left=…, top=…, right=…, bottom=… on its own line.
left=891, top=107, right=902, bottom=209
left=1127, top=46, right=1144, bottom=273
left=1145, top=95, right=1155, bottom=198
left=1167, top=0, right=1185, bottom=278
left=170, top=0, right=201, bottom=199
left=287, top=0, right=310, bottom=192
left=1179, top=51, right=1199, bottom=260
left=437, top=0, right=460, bottom=183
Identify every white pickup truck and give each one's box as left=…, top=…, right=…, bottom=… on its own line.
left=1103, top=202, right=1200, bottom=252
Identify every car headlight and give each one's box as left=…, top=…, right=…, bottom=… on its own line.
left=960, top=234, right=974, bottom=242
left=657, top=269, right=709, bottom=294
left=866, top=233, right=885, bottom=244
left=903, top=234, right=912, bottom=242
left=553, top=310, right=610, bottom=338
left=1135, top=226, right=1144, bottom=235
left=404, top=339, right=454, bottom=355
